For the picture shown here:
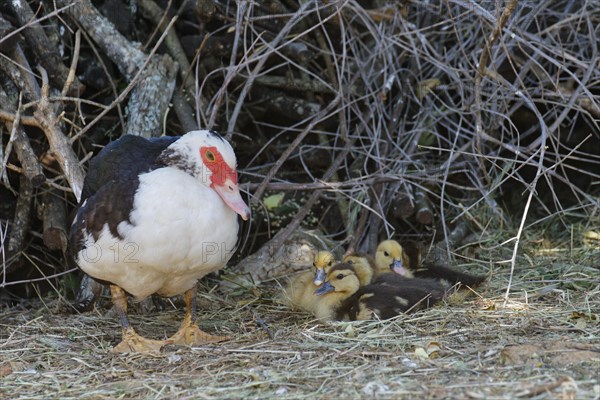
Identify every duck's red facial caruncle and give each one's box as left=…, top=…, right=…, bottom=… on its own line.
left=200, top=146, right=250, bottom=220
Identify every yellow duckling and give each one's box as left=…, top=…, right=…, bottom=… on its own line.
left=376, top=239, right=414, bottom=277
left=376, top=239, right=487, bottom=289
left=313, top=250, right=336, bottom=285
left=342, top=253, right=375, bottom=285
left=313, top=263, right=444, bottom=321
left=284, top=250, right=336, bottom=313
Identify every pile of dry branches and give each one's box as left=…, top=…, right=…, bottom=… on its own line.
left=0, top=0, right=598, bottom=300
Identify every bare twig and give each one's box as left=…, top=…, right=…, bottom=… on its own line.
left=251, top=93, right=341, bottom=204
left=60, top=29, right=82, bottom=97
left=503, top=92, right=548, bottom=305
left=207, top=0, right=249, bottom=131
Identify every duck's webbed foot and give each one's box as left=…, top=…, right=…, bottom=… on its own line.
left=168, top=286, right=229, bottom=346
left=110, top=285, right=170, bottom=353
left=168, top=322, right=229, bottom=345
left=112, top=327, right=170, bottom=353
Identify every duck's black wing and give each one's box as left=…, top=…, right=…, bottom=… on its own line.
left=81, top=135, right=179, bottom=201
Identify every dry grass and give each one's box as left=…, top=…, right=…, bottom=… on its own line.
left=2, top=240, right=598, bottom=400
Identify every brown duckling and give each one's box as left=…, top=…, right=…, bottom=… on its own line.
left=312, top=263, right=361, bottom=321
left=313, top=263, right=444, bottom=321
left=377, top=240, right=487, bottom=289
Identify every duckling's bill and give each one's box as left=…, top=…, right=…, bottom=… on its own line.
left=391, top=259, right=409, bottom=276
left=315, top=281, right=334, bottom=296
left=313, top=268, right=327, bottom=286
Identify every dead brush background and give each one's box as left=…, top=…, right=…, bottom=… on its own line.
left=0, top=0, right=599, bottom=399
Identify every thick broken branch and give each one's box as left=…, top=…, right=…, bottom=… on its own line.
left=6, top=0, right=85, bottom=95
left=56, top=0, right=177, bottom=138
left=0, top=45, right=40, bottom=102
left=56, top=0, right=146, bottom=80
left=251, top=87, right=322, bottom=121
left=0, top=15, right=19, bottom=54
left=414, top=188, right=434, bottom=226
left=172, top=89, right=198, bottom=133
left=10, top=126, right=45, bottom=187
left=0, top=85, right=45, bottom=187
left=39, top=192, right=68, bottom=252
left=124, top=54, right=178, bottom=137
left=4, top=176, right=33, bottom=275
left=254, top=75, right=334, bottom=94
left=33, top=67, right=85, bottom=201
left=139, top=0, right=199, bottom=132
left=426, top=221, right=471, bottom=265
left=391, top=188, right=416, bottom=220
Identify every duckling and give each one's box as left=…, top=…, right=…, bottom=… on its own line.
left=376, top=240, right=414, bottom=277
left=342, top=253, right=375, bottom=285
left=284, top=270, right=318, bottom=313
left=346, top=252, right=446, bottom=294
left=283, top=250, right=336, bottom=313
left=312, top=263, right=361, bottom=321
left=313, top=250, right=336, bottom=285
left=377, top=240, right=486, bottom=289
left=313, top=263, right=444, bottom=321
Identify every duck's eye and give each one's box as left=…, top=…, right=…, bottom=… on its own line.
left=383, top=251, right=389, bottom=257
left=328, top=260, right=333, bottom=266
left=347, top=259, right=354, bottom=264
left=312, top=262, right=316, bottom=267
left=205, top=150, right=215, bottom=162
left=336, top=274, right=344, bottom=280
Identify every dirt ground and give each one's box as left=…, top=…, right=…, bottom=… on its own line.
left=1, top=244, right=598, bottom=400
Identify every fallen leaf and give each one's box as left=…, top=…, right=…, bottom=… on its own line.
left=414, top=347, right=430, bottom=363
left=425, top=341, right=442, bottom=359
left=570, top=311, right=598, bottom=321
left=574, top=318, right=587, bottom=330
left=263, top=193, right=285, bottom=210
left=582, top=230, right=600, bottom=249
left=417, top=78, right=441, bottom=99
left=0, top=363, right=13, bottom=378
left=344, top=323, right=356, bottom=338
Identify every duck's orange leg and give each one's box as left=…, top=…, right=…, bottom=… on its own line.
left=168, top=286, right=229, bottom=346
left=110, top=285, right=169, bottom=353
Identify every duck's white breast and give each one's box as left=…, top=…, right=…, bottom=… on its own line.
left=77, top=167, right=239, bottom=299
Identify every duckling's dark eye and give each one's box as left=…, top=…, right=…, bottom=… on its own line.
left=383, top=251, right=389, bottom=257
left=312, top=262, right=316, bottom=267
left=336, top=274, right=344, bottom=280
left=328, top=260, right=333, bottom=266
left=347, top=259, right=354, bottom=264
